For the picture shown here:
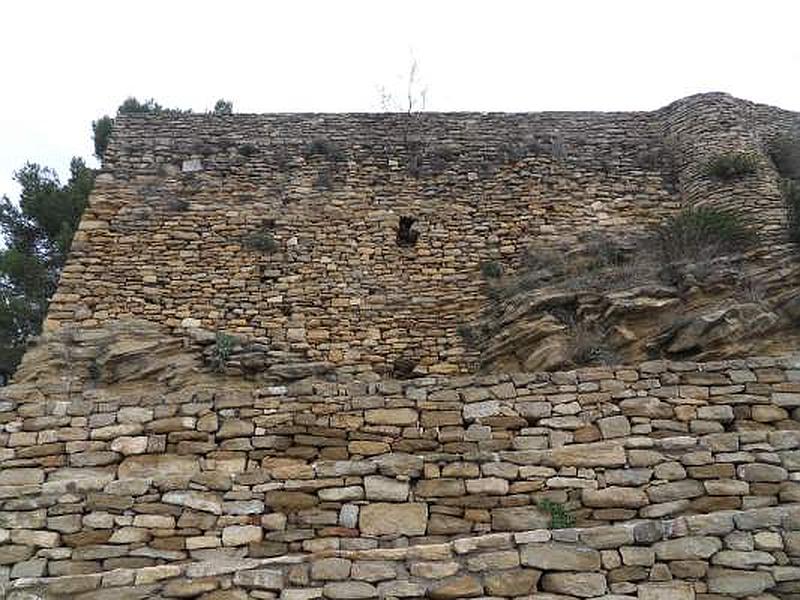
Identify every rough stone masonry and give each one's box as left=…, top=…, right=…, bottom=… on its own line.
left=3, top=93, right=800, bottom=598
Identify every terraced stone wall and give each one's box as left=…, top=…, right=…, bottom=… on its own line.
left=1, top=354, right=799, bottom=589
left=4, top=504, right=800, bottom=599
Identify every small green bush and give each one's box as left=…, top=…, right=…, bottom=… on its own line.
left=238, top=143, right=258, bottom=157
left=704, top=152, right=759, bottom=181
left=304, top=138, right=344, bottom=162
left=243, top=229, right=278, bottom=253
left=654, top=206, right=755, bottom=263
left=538, top=499, right=575, bottom=529
left=567, top=323, right=617, bottom=367
left=211, top=332, right=236, bottom=372
left=481, top=261, right=503, bottom=279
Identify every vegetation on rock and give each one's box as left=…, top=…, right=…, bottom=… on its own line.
left=704, top=151, right=759, bottom=181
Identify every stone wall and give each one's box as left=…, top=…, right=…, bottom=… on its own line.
left=2, top=348, right=799, bottom=596
left=4, top=504, right=800, bottom=599
left=43, top=93, right=800, bottom=373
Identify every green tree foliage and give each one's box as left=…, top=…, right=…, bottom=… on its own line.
left=0, top=159, right=94, bottom=379
left=92, top=97, right=185, bottom=160
left=213, top=99, right=233, bottom=115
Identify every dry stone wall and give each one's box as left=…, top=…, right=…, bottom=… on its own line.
left=2, top=348, right=800, bottom=598
left=46, top=93, right=800, bottom=374
left=5, top=503, right=800, bottom=599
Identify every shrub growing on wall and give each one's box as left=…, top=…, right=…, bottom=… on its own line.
left=653, top=206, right=756, bottom=264
left=704, top=151, right=759, bottom=181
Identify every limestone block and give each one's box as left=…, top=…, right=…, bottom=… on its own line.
left=646, top=479, right=704, bottom=503
left=162, top=490, right=223, bottom=514
left=598, top=415, right=631, bottom=439
left=427, top=575, right=483, bottom=599
left=222, top=525, right=262, bottom=546
left=541, top=571, right=607, bottom=597
left=520, top=541, right=601, bottom=571
left=653, top=536, right=722, bottom=560
left=465, top=549, right=520, bottom=571
left=359, top=502, right=427, bottom=536
left=364, top=408, right=417, bottom=425
left=711, top=549, right=775, bottom=568
left=364, top=475, right=409, bottom=501
left=638, top=582, right=695, bottom=600
left=583, top=487, right=649, bottom=508
left=118, top=454, right=199, bottom=480
left=311, top=557, right=351, bottom=581
left=707, top=567, right=775, bottom=596
left=483, top=568, right=541, bottom=596
left=492, top=506, right=551, bottom=531
left=322, top=581, right=378, bottom=599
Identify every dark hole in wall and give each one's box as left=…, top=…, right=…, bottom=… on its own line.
left=392, top=356, right=420, bottom=379
left=397, top=216, right=419, bottom=246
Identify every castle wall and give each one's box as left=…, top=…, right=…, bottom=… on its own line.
left=43, top=95, right=799, bottom=374
left=48, top=110, right=682, bottom=375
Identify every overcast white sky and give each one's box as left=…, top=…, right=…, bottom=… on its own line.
left=2, top=0, right=800, bottom=200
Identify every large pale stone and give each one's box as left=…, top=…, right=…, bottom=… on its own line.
left=364, top=408, right=417, bottom=425
left=597, top=415, right=630, bottom=439
left=653, top=536, right=722, bottom=560
left=646, top=480, right=704, bottom=503
left=638, top=582, right=695, bottom=600
left=712, top=549, right=775, bottom=568
left=359, top=503, right=427, bottom=536
left=415, top=478, right=465, bottom=497
left=463, top=400, right=500, bottom=420
left=110, top=436, right=148, bottom=455
left=465, top=477, right=509, bottom=495
left=0, top=468, right=44, bottom=486
left=118, top=454, right=199, bottom=480
left=503, top=441, right=626, bottom=467
left=492, top=506, right=551, bottom=531
left=707, top=567, right=774, bottom=596
left=311, top=558, right=351, bottom=581
left=322, top=581, right=378, bottom=599
left=364, top=476, right=409, bottom=501
left=583, top=487, right=648, bottom=508
left=163, top=490, right=223, bottom=514
left=520, top=542, right=601, bottom=571
left=222, top=525, right=263, bottom=546
left=318, top=486, right=364, bottom=502
left=465, top=549, right=520, bottom=571
left=541, top=572, right=607, bottom=597
left=737, top=463, right=788, bottom=482
left=428, top=575, right=483, bottom=599
left=580, top=525, right=634, bottom=549
left=0, top=545, right=34, bottom=564
left=373, top=453, right=423, bottom=477
left=483, top=568, right=540, bottom=596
